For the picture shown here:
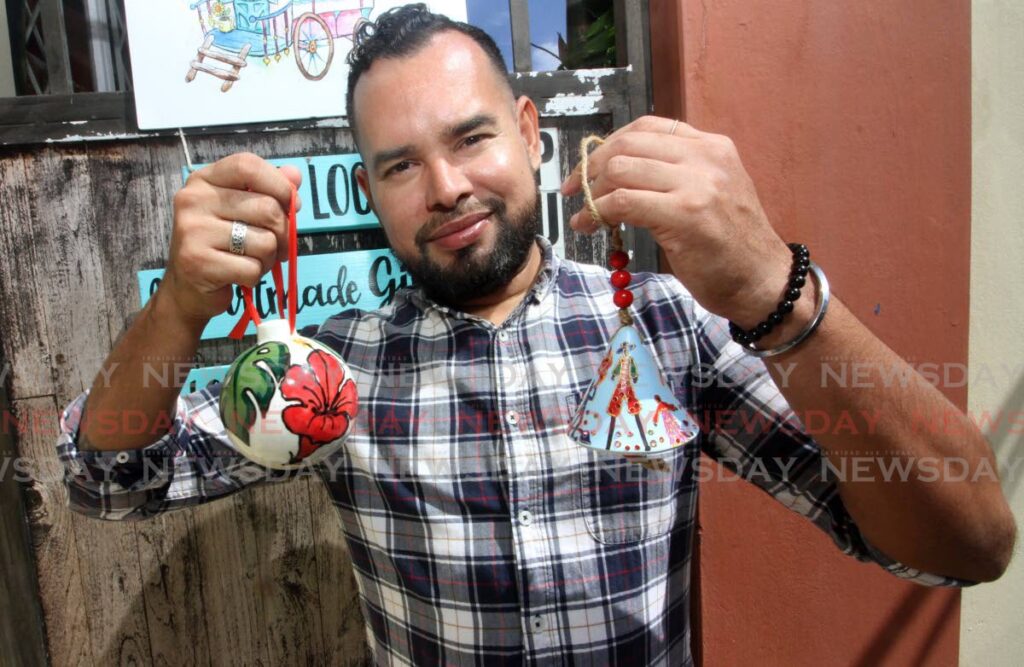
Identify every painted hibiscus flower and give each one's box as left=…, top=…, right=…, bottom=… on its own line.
left=281, top=349, right=358, bottom=459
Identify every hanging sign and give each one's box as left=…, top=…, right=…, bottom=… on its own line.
left=138, top=248, right=411, bottom=340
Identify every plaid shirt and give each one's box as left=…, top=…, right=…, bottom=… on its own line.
left=58, top=236, right=968, bottom=666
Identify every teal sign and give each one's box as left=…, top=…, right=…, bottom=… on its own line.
left=138, top=248, right=411, bottom=340
left=181, top=364, right=228, bottom=396
left=183, top=153, right=378, bottom=233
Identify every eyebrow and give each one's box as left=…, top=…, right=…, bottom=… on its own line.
left=370, top=144, right=415, bottom=174
left=369, top=114, right=499, bottom=174
left=443, top=113, right=497, bottom=141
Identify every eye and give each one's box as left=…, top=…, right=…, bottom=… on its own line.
left=461, top=133, right=489, bottom=149
left=384, top=160, right=413, bottom=177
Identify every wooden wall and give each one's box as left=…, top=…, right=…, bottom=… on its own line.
left=0, top=114, right=614, bottom=665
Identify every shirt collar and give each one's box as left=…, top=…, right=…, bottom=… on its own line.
left=405, top=234, right=560, bottom=323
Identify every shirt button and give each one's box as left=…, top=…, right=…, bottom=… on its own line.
left=498, top=331, right=509, bottom=341
left=506, top=410, right=519, bottom=426
left=530, top=615, right=546, bottom=633
left=115, top=451, right=130, bottom=464
left=517, top=509, right=534, bottom=526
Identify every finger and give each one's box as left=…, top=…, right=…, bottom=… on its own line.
left=208, top=187, right=288, bottom=232
left=569, top=157, right=678, bottom=234
left=214, top=221, right=279, bottom=272
left=588, top=155, right=681, bottom=196
left=197, top=153, right=295, bottom=210
left=571, top=188, right=664, bottom=233
left=278, top=165, right=303, bottom=212
left=561, top=131, right=699, bottom=195
left=616, top=115, right=701, bottom=139
left=193, top=251, right=266, bottom=290
left=205, top=187, right=291, bottom=261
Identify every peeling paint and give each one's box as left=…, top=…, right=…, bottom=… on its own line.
left=572, top=67, right=620, bottom=85
left=46, top=132, right=148, bottom=143
left=543, top=94, right=602, bottom=116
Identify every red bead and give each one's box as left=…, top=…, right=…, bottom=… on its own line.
left=610, top=270, right=631, bottom=289
left=613, top=289, right=634, bottom=308
left=609, top=250, right=629, bottom=270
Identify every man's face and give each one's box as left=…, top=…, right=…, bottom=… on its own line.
left=353, top=31, right=543, bottom=308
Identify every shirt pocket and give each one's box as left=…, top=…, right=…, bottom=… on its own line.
left=578, top=444, right=689, bottom=544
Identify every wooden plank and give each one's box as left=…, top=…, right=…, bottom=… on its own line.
left=192, top=494, right=274, bottom=665
left=21, top=146, right=154, bottom=664
left=11, top=395, right=93, bottom=666
left=0, top=154, right=57, bottom=399
left=22, top=147, right=113, bottom=407
left=85, top=140, right=213, bottom=666
left=135, top=515, right=212, bottom=667
left=618, top=0, right=653, bottom=119
left=508, top=0, right=532, bottom=73
left=0, top=389, right=49, bottom=666
left=139, top=137, right=271, bottom=666
left=0, top=92, right=129, bottom=125
left=251, top=480, right=327, bottom=665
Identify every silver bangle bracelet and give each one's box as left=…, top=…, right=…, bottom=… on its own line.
left=739, top=262, right=830, bottom=358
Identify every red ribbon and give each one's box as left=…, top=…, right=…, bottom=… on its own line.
left=228, top=184, right=299, bottom=339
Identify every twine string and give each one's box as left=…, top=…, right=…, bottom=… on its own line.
left=578, top=135, right=633, bottom=326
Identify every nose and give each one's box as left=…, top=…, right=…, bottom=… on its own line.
left=425, top=157, right=472, bottom=212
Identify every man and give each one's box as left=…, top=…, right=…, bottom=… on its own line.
left=58, top=4, right=1014, bottom=665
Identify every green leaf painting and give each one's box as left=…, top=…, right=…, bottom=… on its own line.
left=220, top=342, right=291, bottom=445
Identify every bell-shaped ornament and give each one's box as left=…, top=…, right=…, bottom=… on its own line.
left=220, top=319, right=358, bottom=470
left=569, top=323, right=697, bottom=460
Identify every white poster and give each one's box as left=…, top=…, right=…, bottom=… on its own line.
left=125, top=1, right=468, bottom=130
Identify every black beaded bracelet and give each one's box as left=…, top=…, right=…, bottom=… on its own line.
left=728, top=243, right=811, bottom=346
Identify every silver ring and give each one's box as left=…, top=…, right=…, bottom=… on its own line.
left=229, top=221, right=247, bottom=256
left=669, top=119, right=680, bottom=136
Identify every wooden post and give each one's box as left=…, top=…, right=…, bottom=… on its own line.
left=39, top=0, right=73, bottom=94
left=508, top=0, right=532, bottom=73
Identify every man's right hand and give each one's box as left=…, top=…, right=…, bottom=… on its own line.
left=160, top=153, right=302, bottom=325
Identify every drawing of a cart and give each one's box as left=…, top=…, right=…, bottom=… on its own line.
left=186, top=0, right=374, bottom=91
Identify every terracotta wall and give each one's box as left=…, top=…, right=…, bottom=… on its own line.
left=650, top=1, right=970, bottom=664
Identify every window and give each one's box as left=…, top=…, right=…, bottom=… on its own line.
left=3, top=0, right=132, bottom=96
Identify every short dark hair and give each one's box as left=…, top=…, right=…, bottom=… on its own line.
left=345, top=3, right=510, bottom=137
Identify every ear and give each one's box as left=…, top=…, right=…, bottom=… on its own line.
left=354, top=165, right=377, bottom=214
left=514, top=95, right=542, bottom=171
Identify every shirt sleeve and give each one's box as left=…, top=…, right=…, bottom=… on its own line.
left=689, top=300, right=977, bottom=587
left=56, top=384, right=311, bottom=521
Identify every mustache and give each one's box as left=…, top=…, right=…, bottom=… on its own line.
left=414, top=198, right=506, bottom=247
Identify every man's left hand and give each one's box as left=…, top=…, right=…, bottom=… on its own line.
left=561, top=115, right=796, bottom=329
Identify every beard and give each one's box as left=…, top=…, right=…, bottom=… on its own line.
left=394, top=194, right=541, bottom=309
